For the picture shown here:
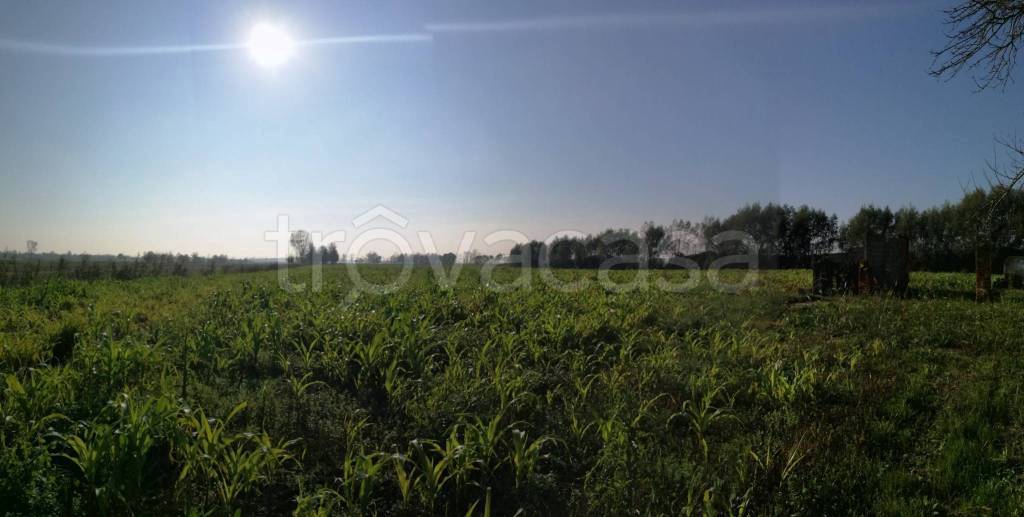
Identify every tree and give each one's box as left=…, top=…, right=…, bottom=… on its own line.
left=327, top=243, right=340, bottom=264
left=933, top=0, right=1024, bottom=298
left=666, top=219, right=707, bottom=256
left=931, top=0, right=1024, bottom=90
left=366, top=251, right=382, bottom=265
left=546, top=237, right=577, bottom=267
left=979, top=138, right=1024, bottom=233
left=510, top=241, right=547, bottom=267
left=707, top=203, right=790, bottom=255
left=25, top=240, right=37, bottom=255
left=840, top=205, right=895, bottom=250
left=641, top=222, right=667, bottom=263
left=289, top=231, right=311, bottom=262
left=787, top=206, right=837, bottom=258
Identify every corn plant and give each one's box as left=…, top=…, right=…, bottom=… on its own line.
left=409, top=438, right=454, bottom=509
left=175, top=402, right=297, bottom=513
left=747, top=435, right=807, bottom=489
left=391, top=438, right=458, bottom=510
left=458, top=411, right=507, bottom=478
left=292, top=337, right=320, bottom=372
left=762, top=360, right=817, bottom=406
left=670, top=385, right=736, bottom=463
left=59, top=393, right=179, bottom=515
left=507, top=429, right=552, bottom=489
left=392, top=453, right=416, bottom=506
left=286, top=372, right=325, bottom=400
left=3, top=371, right=68, bottom=438
left=336, top=450, right=388, bottom=514
left=351, top=333, right=391, bottom=392
left=293, top=486, right=342, bottom=517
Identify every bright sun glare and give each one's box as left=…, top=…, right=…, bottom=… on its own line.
left=247, top=22, right=295, bottom=68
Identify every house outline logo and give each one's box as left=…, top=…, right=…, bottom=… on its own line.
left=351, top=205, right=408, bottom=229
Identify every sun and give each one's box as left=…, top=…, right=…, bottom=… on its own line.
left=247, top=22, right=295, bottom=68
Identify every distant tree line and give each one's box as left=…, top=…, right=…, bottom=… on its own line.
left=844, top=188, right=1024, bottom=272
left=0, top=251, right=276, bottom=287
left=387, top=253, right=457, bottom=266
left=508, top=188, right=1024, bottom=272
left=286, top=230, right=505, bottom=267
left=11, top=185, right=1014, bottom=287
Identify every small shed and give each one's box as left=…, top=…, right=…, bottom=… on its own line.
left=812, top=236, right=909, bottom=295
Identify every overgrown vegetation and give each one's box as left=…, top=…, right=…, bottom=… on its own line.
left=2, top=266, right=1024, bottom=515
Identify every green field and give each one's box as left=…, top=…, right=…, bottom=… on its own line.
left=3, top=267, right=1024, bottom=515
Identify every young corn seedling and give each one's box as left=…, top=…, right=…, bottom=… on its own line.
left=670, top=385, right=736, bottom=463
left=293, top=486, right=342, bottom=517
left=59, top=394, right=179, bottom=515
left=392, top=453, right=416, bottom=506
left=747, top=435, right=807, bottom=489
left=459, top=411, right=507, bottom=475
left=287, top=372, right=325, bottom=400
left=176, top=402, right=297, bottom=513
left=3, top=371, right=69, bottom=437
left=408, top=438, right=454, bottom=510
left=507, top=429, right=552, bottom=489
left=337, top=450, right=388, bottom=514
left=383, top=358, right=405, bottom=401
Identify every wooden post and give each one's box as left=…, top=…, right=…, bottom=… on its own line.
left=976, top=240, right=992, bottom=302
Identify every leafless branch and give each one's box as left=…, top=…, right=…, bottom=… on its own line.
left=978, top=134, right=1024, bottom=230
left=931, top=0, right=1024, bottom=90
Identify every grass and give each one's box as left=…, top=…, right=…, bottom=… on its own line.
left=2, top=266, right=1024, bottom=515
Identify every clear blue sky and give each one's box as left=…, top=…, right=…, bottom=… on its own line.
left=1, top=0, right=1022, bottom=257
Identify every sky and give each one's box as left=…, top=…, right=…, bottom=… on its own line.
left=1, top=0, right=1023, bottom=257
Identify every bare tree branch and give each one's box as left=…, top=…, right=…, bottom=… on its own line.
left=931, top=0, right=1024, bottom=90
left=983, top=135, right=1024, bottom=226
